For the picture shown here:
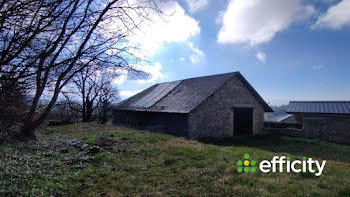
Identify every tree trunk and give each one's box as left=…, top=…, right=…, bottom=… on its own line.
left=100, top=101, right=109, bottom=124
left=83, top=99, right=93, bottom=122
left=20, top=83, right=61, bottom=139
left=20, top=123, right=38, bottom=140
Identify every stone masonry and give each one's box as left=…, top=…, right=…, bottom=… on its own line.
left=188, top=76, right=265, bottom=138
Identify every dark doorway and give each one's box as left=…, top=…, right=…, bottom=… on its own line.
left=233, top=107, right=253, bottom=136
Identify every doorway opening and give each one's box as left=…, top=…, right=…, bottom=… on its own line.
left=233, top=107, right=253, bottom=136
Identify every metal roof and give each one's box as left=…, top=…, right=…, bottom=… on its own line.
left=116, top=72, right=273, bottom=113
left=130, top=81, right=181, bottom=109
left=286, top=101, right=350, bottom=115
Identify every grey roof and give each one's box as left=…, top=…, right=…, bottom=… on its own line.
left=130, top=81, right=181, bottom=109
left=116, top=72, right=273, bottom=113
left=286, top=101, right=350, bottom=115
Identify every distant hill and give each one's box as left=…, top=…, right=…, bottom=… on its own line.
left=264, top=105, right=288, bottom=121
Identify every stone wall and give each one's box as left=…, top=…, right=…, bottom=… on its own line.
left=265, top=128, right=305, bottom=138
left=113, top=110, right=188, bottom=137
left=188, top=76, right=266, bottom=138
left=266, top=114, right=350, bottom=144
left=264, top=121, right=302, bottom=129
left=301, top=114, right=350, bottom=144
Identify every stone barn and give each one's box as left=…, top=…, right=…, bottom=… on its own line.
left=286, top=101, right=350, bottom=143
left=113, top=72, right=273, bottom=138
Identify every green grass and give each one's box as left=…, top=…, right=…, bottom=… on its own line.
left=1, top=123, right=350, bottom=196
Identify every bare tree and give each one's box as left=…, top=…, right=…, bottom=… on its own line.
left=63, top=63, right=119, bottom=122
left=98, top=82, right=119, bottom=124
left=0, top=0, right=164, bottom=138
left=47, top=101, right=80, bottom=123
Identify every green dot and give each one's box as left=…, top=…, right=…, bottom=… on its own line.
left=244, top=153, right=249, bottom=159
left=287, top=157, right=290, bottom=161
left=237, top=160, right=243, bottom=166
left=244, top=167, right=249, bottom=173
left=237, top=167, right=243, bottom=173
left=251, top=160, right=256, bottom=166
left=251, top=167, right=256, bottom=173
left=303, top=157, right=306, bottom=160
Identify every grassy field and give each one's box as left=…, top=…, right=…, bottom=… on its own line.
left=1, top=123, right=350, bottom=196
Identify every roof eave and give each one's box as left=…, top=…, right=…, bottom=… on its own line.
left=235, top=72, right=274, bottom=113
left=265, top=108, right=274, bottom=113
left=286, top=112, right=350, bottom=115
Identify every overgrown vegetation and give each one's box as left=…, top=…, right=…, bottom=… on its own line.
left=1, top=123, right=350, bottom=196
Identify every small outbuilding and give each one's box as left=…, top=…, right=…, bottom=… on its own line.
left=113, top=72, right=273, bottom=138
left=286, top=101, right=350, bottom=143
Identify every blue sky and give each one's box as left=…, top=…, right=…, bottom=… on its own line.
left=116, top=0, right=350, bottom=106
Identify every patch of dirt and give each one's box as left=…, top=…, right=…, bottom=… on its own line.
left=96, top=136, right=116, bottom=148
left=50, top=139, right=83, bottom=153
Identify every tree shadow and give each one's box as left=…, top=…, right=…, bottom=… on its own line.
left=199, top=135, right=350, bottom=163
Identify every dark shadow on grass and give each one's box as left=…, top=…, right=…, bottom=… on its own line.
left=199, top=135, right=350, bottom=163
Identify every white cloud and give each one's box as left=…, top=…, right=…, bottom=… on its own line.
left=188, top=42, right=205, bottom=64
left=189, top=56, right=199, bottom=64
left=120, top=90, right=142, bottom=98
left=216, top=10, right=225, bottom=25
left=127, top=1, right=200, bottom=56
left=256, top=51, right=266, bottom=63
left=180, top=57, right=186, bottom=61
left=112, top=62, right=163, bottom=85
left=312, top=0, right=350, bottom=29
left=189, top=42, right=205, bottom=56
left=130, top=62, right=163, bottom=84
left=312, top=65, right=325, bottom=71
left=298, top=5, right=316, bottom=21
left=111, top=68, right=128, bottom=85
left=185, top=0, right=209, bottom=13
left=217, top=0, right=315, bottom=46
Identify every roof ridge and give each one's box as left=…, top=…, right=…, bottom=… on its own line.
left=155, top=71, right=239, bottom=85
left=290, top=101, right=350, bottom=103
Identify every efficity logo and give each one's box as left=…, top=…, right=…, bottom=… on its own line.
left=237, top=153, right=326, bottom=176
